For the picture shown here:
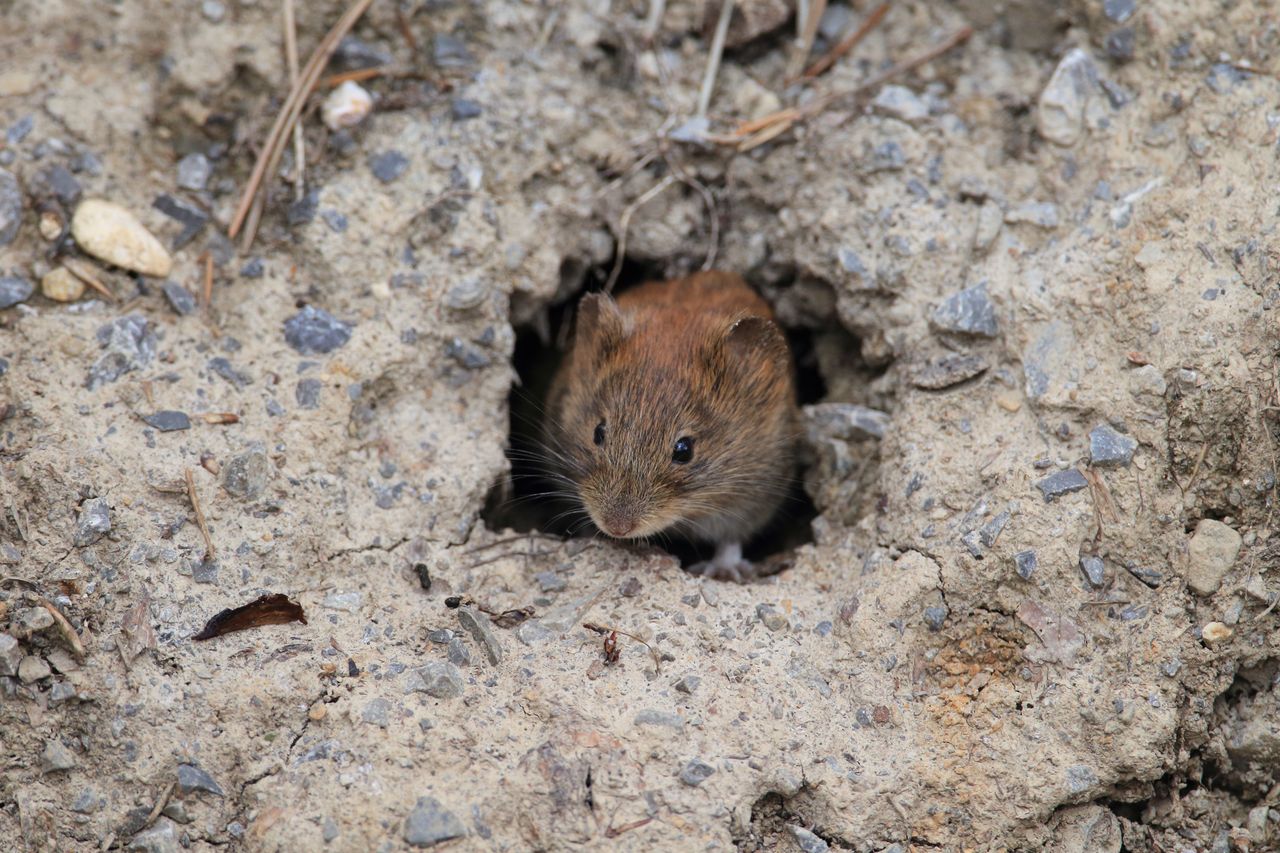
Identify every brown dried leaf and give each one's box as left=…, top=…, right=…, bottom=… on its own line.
left=193, top=593, right=307, bottom=641
left=119, top=591, right=157, bottom=666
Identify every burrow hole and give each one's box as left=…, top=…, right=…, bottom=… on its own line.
left=483, top=256, right=870, bottom=572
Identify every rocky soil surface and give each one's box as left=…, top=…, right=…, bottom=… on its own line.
left=1, top=0, right=1279, bottom=851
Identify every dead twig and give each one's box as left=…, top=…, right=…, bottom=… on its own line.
left=696, top=0, right=735, bottom=117
left=140, top=782, right=176, bottom=834
left=603, top=175, right=678, bottom=294
left=229, top=0, right=376, bottom=249
left=200, top=251, right=214, bottom=310
left=186, top=468, right=216, bottom=562
left=785, top=0, right=828, bottom=81
left=799, top=1, right=890, bottom=80
left=62, top=258, right=116, bottom=302
left=282, top=0, right=307, bottom=201
left=605, top=817, right=654, bottom=838
left=583, top=622, right=661, bottom=673
left=394, top=4, right=418, bottom=53
left=660, top=147, right=719, bottom=271
left=39, top=598, right=87, bottom=661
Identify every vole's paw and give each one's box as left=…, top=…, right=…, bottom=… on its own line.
left=688, top=541, right=758, bottom=583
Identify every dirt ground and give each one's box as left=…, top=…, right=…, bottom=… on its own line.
left=1, top=0, right=1279, bottom=850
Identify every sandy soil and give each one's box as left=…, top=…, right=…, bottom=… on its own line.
left=1, top=0, right=1279, bottom=850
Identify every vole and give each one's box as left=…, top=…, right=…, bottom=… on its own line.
left=545, top=270, right=797, bottom=581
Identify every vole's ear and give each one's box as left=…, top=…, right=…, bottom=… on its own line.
left=723, top=314, right=788, bottom=362
left=574, top=292, right=627, bottom=355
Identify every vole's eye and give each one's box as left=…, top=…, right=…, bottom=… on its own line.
left=672, top=436, right=694, bottom=464
left=593, top=422, right=606, bottom=446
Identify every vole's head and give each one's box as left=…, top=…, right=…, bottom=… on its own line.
left=549, top=291, right=793, bottom=541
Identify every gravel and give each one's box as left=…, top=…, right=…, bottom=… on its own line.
left=1089, top=424, right=1137, bottom=467
left=284, top=306, right=352, bottom=355
left=1186, top=519, right=1243, bottom=596
left=74, top=497, right=112, bottom=546
left=177, top=763, right=225, bottom=796
left=923, top=606, right=948, bottom=631
left=222, top=443, right=270, bottom=500
left=18, top=655, right=50, bottom=683
left=910, top=353, right=989, bottom=390
left=451, top=98, right=483, bottom=120
left=42, top=740, right=77, bottom=772
left=804, top=402, right=890, bottom=441
left=176, top=153, right=211, bottom=191
left=0, top=634, right=21, bottom=676
left=404, top=796, right=465, bottom=847
left=161, top=281, right=197, bottom=315
left=1035, top=469, right=1089, bottom=502
left=679, top=758, right=715, bottom=786
left=152, top=193, right=209, bottom=249
left=32, top=164, right=82, bottom=205
left=674, top=675, right=701, bottom=694
left=0, top=168, right=22, bottom=247
left=362, top=697, right=391, bottom=728
left=1015, top=550, right=1038, bottom=580
left=756, top=604, right=789, bottom=632
left=405, top=662, right=464, bottom=699
left=88, top=314, right=156, bottom=389
left=1080, top=555, right=1107, bottom=588
left=446, top=637, right=471, bottom=667
left=0, top=275, right=35, bottom=309
left=143, top=411, right=191, bottom=432
left=432, top=34, right=473, bottom=68
left=456, top=606, right=503, bottom=666
left=369, top=150, right=410, bottom=184
left=931, top=284, right=998, bottom=337
left=1037, top=48, right=1099, bottom=147
left=296, top=378, right=323, bottom=409
left=789, top=826, right=830, bottom=853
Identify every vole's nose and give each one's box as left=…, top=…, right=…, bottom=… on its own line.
left=602, top=517, right=636, bottom=537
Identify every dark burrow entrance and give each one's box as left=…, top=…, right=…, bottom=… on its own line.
left=482, top=259, right=827, bottom=572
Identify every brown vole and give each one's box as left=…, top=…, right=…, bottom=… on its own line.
left=545, top=270, right=797, bottom=581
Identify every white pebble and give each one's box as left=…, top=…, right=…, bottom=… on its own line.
left=322, top=81, right=373, bottom=131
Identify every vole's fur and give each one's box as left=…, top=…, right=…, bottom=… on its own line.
left=545, top=271, right=797, bottom=578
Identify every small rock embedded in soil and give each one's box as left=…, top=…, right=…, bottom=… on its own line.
left=1035, top=469, right=1088, bottom=502
left=923, top=606, right=947, bottom=631
left=804, top=402, right=890, bottom=441
left=406, top=662, right=464, bottom=698
left=634, top=709, right=684, bottom=730
left=910, top=353, right=988, bottom=390
left=1014, top=550, right=1038, bottom=580
left=0, top=633, right=21, bottom=676
left=404, top=796, right=465, bottom=847
left=871, top=84, right=929, bottom=122
left=152, top=193, right=209, bottom=249
left=1201, top=621, right=1232, bottom=643
left=162, top=281, right=197, bottom=315
left=362, top=697, right=391, bottom=727
left=143, top=411, right=190, bottom=432
left=451, top=98, right=482, bottom=120
left=1186, top=519, right=1243, bottom=596
left=368, top=150, right=409, bottom=184
left=322, top=81, right=372, bottom=130
left=679, top=758, right=715, bottom=786
left=177, top=763, right=225, bottom=796
left=0, top=275, right=34, bottom=308
left=74, top=497, right=111, bottom=546
left=1089, top=424, right=1137, bottom=466
left=674, top=675, right=701, bottom=694
left=1005, top=201, right=1060, bottom=229
left=1080, top=554, right=1107, bottom=588
left=19, top=655, right=50, bottom=683
left=931, top=283, right=998, bottom=337
left=789, top=826, right=830, bottom=853
left=757, top=604, right=789, bottom=632
left=295, top=378, right=323, bottom=409
left=176, top=153, right=211, bottom=191
left=432, top=34, right=473, bottom=68
left=447, top=637, right=471, bottom=666
left=1037, top=48, right=1099, bottom=147
left=973, top=201, right=1003, bottom=253
left=284, top=306, right=352, bottom=355
left=32, top=164, right=81, bottom=206
left=41, top=267, right=85, bottom=302
left=42, top=740, right=77, bottom=772
left=71, top=199, right=172, bottom=277
left=0, top=168, right=22, bottom=247
left=222, top=444, right=270, bottom=501
left=88, top=314, right=156, bottom=389
left=456, top=606, right=503, bottom=666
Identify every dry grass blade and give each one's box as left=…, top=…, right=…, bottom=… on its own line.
left=186, top=468, right=216, bottom=562
left=697, top=0, right=735, bottom=117
left=283, top=0, right=307, bottom=202
left=800, top=1, right=890, bottom=80
left=39, top=598, right=87, bottom=661
left=62, top=258, right=116, bottom=302
left=785, top=0, right=827, bottom=81
left=229, top=0, right=375, bottom=247
left=603, top=175, right=677, bottom=294
left=200, top=251, right=214, bottom=309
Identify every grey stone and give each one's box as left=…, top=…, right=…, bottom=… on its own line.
left=160, top=801, right=190, bottom=824
left=208, top=356, right=250, bottom=388
left=71, top=788, right=98, bottom=813
left=674, top=675, right=701, bottom=694
left=0, top=275, right=34, bottom=309
left=872, top=85, right=929, bottom=122
left=1128, top=364, right=1166, bottom=398
left=127, top=818, right=180, bottom=853
left=451, top=98, right=482, bottom=120
left=42, top=740, right=77, bottom=772
left=867, top=140, right=905, bottom=172
left=1186, top=519, right=1243, bottom=596
left=334, top=35, right=392, bottom=70
left=6, top=115, right=32, bottom=145
left=16, top=606, right=54, bottom=633
left=369, top=150, right=409, bottom=184
left=88, top=314, right=156, bottom=388
left=222, top=443, right=270, bottom=500
left=456, top=606, right=503, bottom=666
left=923, top=606, right=947, bottom=631
left=285, top=306, right=352, bottom=355
left=1005, top=201, right=1060, bottom=229
left=176, top=153, right=211, bottom=191
left=980, top=510, right=1010, bottom=547
left=1037, top=48, right=1099, bottom=146
left=1105, top=27, right=1135, bottom=62
left=443, top=277, right=488, bottom=312
left=177, top=763, right=225, bottom=796
left=973, top=201, right=1003, bottom=253
left=144, top=411, right=191, bottom=432
left=32, top=165, right=81, bottom=205
left=320, top=209, right=348, bottom=233
left=445, top=338, right=491, bottom=369
left=679, top=758, right=715, bottom=786
left=1023, top=320, right=1077, bottom=402
left=0, top=634, right=20, bottom=676
left=931, top=284, right=998, bottom=337
left=1015, top=550, right=1038, bottom=580
left=0, top=169, right=22, bottom=247
left=75, top=497, right=112, bottom=546
left=18, top=655, right=50, bottom=683
left=1104, top=0, right=1134, bottom=22
left=516, top=620, right=553, bottom=645
left=406, top=662, right=464, bottom=699
left=152, top=194, right=209, bottom=249
left=534, top=571, right=565, bottom=593
left=910, top=353, right=988, bottom=390
left=634, top=710, right=684, bottom=730
left=1089, top=424, right=1137, bottom=467
left=287, top=189, right=320, bottom=226
left=804, top=402, right=890, bottom=441
left=322, top=590, right=362, bottom=612
left=1206, top=63, right=1249, bottom=95
left=240, top=257, right=264, bottom=278
left=296, top=378, right=323, bottom=410
left=404, top=796, right=465, bottom=847
left=49, top=681, right=77, bottom=704
left=1080, top=555, right=1107, bottom=588
left=1065, top=764, right=1098, bottom=794
left=322, top=816, right=340, bottom=842
left=362, top=697, right=391, bottom=727
left=446, top=637, right=471, bottom=667
left=757, top=604, right=789, bottom=632
left=161, top=281, right=197, bottom=315
left=432, top=34, right=473, bottom=68
left=789, top=826, right=830, bottom=853
left=1036, top=469, right=1088, bottom=502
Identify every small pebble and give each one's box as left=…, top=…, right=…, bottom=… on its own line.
left=1080, top=554, right=1107, bottom=588
left=0, top=168, right=22, bottom=247
left=222, top=444, right=270, bottom=500
left=789, top=826, right=830, bottom=853
left=322, top=590, right=362, bottom=613
left=369, top=150, right=409, bottom=184
left=910, top=354, right=988, bottom=390
left=405, top=662, right=464, bottom=699
left=284, top=306, right=352, bottom=355
left=1104, top=0, right=1135, bottom=22
left=0, top=275, right=34, bottom=309
left=1014, top=550, right=1038, bottom=580
left=456, top=606, right=503, bottom=666
left=176, top=153, right=212, bottom=191
left=447, top=637, right=471, bottom=667
left=70, top=199, right=172, bottom=277
left=296, top=378, right=323, bottom=410
left=16, top=607, right=54, bottom=634
left=240, top=257, right=264, bottom=278
left=32, top=164, right=81, bottom=205
left=152, top=193, right=209, bottom=249
left=6, top=115, right=33, bottom=145
left=162, top=281, right=198, bottom=315
left=42, top=740, right=77, bottom=772
left=74, top=497, right=112, bottom=546
left=177, top=763, right=225, bottom=796
left=1186, top=519, right=1242, bottom=596
left=923, top=606, right=947, bottom=631
left=804, top=402, right=890, bottom=441
left=675, top=675, right=701, bottom=694
left=0, top=634, right=21, bottom=677
left=41, top=268, right=85, bottom=302
left=18, top=655, right=51, bottom=683
left=757, top=604, right=789, bottom=632
left=1037, top=49, right=1098, bottom=147
left=432, top=34, right=473, bottom=68
left=871, top=85, right=929, bottom=122
left=322, top=81, right=373, bottom=130
left=451, top=98, right=483, bottom=121
left=619, top=577, right=642, bottom=597
left=1005, top=201, right=1060, bottom=229
left=361, top=697, right=391, bottom=727
left=931, top=284, right=999, bottom=337
left=634, top=710, right=684, bottom=730
left=1035, top=469, right=1088, bottom=502
left=679, top=758, right=715, bottom=786
left=143, top=411, right=191, bottom=432
left=1202, top=621, right=1232, bottom=643
left=404, top=797, right=465, bottom=847
left=1089, top=424, right=1137, bottom=467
